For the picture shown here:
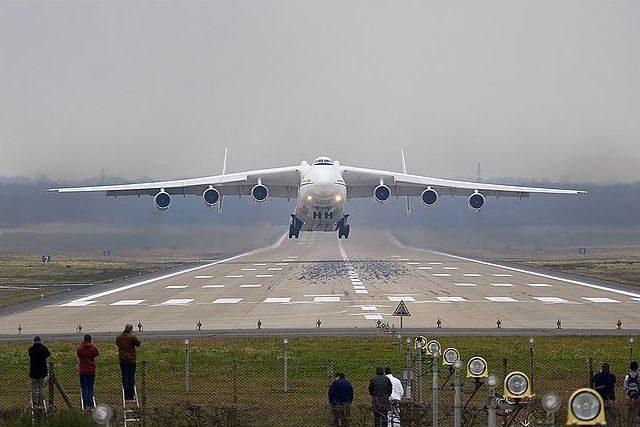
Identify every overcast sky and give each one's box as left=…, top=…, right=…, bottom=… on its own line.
left=1, top=1, right=638, bottom=183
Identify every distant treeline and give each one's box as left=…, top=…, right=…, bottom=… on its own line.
left=0, top=177, right=638, bottom=229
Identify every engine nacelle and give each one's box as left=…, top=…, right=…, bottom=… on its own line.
left=251, top=184, right=269, bottom=202
left=373, top=184, right=391, bottom=203
left=468, top=192, right=485, bottom=212
left=203, top=187, right=220, bottom=206
left=421, top=188, right=438, bottom=206
left=154, top=190, right=171, bottom=210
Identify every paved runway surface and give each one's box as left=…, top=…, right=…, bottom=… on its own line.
left=3, top=232, right=640, bottom=334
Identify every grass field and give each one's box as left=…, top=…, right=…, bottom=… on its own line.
left=0, top=256, right=183, bottom=307
left=1, top=335, right=637, bottom=425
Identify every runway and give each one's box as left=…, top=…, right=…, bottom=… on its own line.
left=2, top=232, right=640, bottom=334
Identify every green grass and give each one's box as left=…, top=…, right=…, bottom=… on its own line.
left=1, top=335, right=636, bottom=426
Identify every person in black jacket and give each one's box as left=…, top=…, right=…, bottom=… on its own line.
left=28, top=336, right=51, bottom=409
left=369, top=366, right=392, bottom=427
left=328, top=372, right=354, bottom=426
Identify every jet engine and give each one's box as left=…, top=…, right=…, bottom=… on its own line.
left=421, top=188, right=438, bottom=206
left=468, top=192, right=485, bottom=212
left=154, top=190, right=171, bottom=210
left=373, top=184, right=391, bottom=203
left=203, top=187, right=220, bottom=206
left=251, top=184, right=269, bottom=202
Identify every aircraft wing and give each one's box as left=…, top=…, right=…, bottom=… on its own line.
left=340, top=166, right=587, bottom=198
left=48, top=166, right=302, bottom=198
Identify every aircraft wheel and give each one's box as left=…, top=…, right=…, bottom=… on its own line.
left=344, top=225, right=350, bottom=239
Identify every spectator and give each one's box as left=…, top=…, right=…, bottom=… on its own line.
left=624, top=361, right=640, bottom=400
left=76, top=334, right=99, bottom=409
left=28, top=336, right=51, bottom=410
left=592, top=362, right=616, bottom=401
left=369, top=366, right=392, bottom=427
left=385, top=367, right=404, bottom=427
left=116, top=324, right=141, bottom=401
left=328, top=372, right=354, bottom=426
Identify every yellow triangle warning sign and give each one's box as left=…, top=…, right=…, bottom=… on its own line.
left=392, top=300, right=411, bottom=317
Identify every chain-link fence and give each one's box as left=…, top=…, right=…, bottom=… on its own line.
left=2, top=340, right=639, bottom=426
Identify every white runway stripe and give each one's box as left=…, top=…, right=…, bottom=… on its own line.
left=407, top=262, right=420, bottom=265
left=276, top=263, right=289, bottom=266
left=110, top=300, right=145, bottom=306
left=485, top=296, right=518, bottom=302
left=493, top=274, right=513, bottom=277
left=355, top=290, right=369, bottom=294
left=428, top=262, right=442, bottom=265
left=242, top=268, right=257, bottom=271
left=314, top=296, right=341, bottom=302
left=388, top=296, right=415, bottom=302
left=534, top=297, right=569, bottom=303
left=437, top=297, right=467, bottom=302
left=254, top=263, right=267, bottom=266
left=61, top=301, right=96, bottom=307
left=240, top=284, right=262, bottom=288
left=161, top=299, right=194, bottom=305
left=256, top=274, right=274, bottom=278
left=454, top=283, right=477, bottom=287
left=417, top=267, right=433, bottom=270
left=463, top=274, right=482, bottom=277
left=226, top=275, right=243, bottom=278
left=433, top=273, right=451, bottom=277
left=365, top=314, right=383, bottom=320
left=263, top=297, right=291, bottom=303
left=443, top=267, right=459, bottom=270
left=527, top=283, right=551, bottom=287
left=165, top=285, right=188, bottom=289
left=360, top=306, right=378, bottom=311
left=268, top=267, right=283, bottom=271
left=194, top=275, right=212, bottom=279
left=582, top=297, right=619, bottom=303
left=490, top=283, right=513, bottom=287
left=202, top=285, right=225, bottom=288
left=212, top=298, right=243, bottom=304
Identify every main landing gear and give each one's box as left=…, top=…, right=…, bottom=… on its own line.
left=288, top=214, right=302, bottom=239
left=336, top=214, right=350, bottom=239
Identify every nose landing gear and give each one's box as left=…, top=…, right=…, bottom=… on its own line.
left=289, top=214, right=302, bottom=239
left=336, top=214, right=350, bottom=239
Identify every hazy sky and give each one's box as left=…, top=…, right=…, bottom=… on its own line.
left=1, top=1, right=639, bottom=183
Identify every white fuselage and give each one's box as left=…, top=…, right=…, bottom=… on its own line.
left=295, top=163, right=347, bottom=231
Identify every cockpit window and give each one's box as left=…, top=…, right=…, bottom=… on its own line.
left=313, top=157, right=333, bottom=165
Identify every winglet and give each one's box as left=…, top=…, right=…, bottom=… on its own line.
left=401, top=149, right=411, bottom=214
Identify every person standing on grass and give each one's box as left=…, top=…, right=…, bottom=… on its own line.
left=76, top=334, right=99, bottom=409
left=385, top=367, right=404, bottom=427
left=624, top=361, right=640, bottom=400
left=328, top=372, right=354, bottom=426
left=116, top=324, right=141, bottom=401
left=592, top=363, right=616, bottom=401
left=369, top=366, right=392, bottom=427
left=28, top=336, right=51, bottom=409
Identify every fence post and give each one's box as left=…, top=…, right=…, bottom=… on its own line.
left=432, top=352, right=440, bottom=427
left=48, top=361, right=55, bottom=409
left=404, top=338, right=412, bottom=400
left=417, top=348, right=423, bottom=403
left=453, top=363, right=462, bottom=427
left=283, top=338, right=289, bottom=392
left=487, top=380, right=497, bottom=427
left=529, top=338, right=535, bottom=393
left=184, top=339, right=190, bottom=391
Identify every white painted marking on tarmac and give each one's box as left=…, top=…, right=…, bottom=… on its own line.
left=194, top=275, right=212, bottom=279
left=353, top=286, right=366, bottom=289
left=583, top=297, right=619, bottom=303
left=256, top=274, right=274, bottom=278
left=443, top=267, right=459, bottom=270
left=632, top=298, right=640, bottom=302
left=417, top=267, right=433, bottom=270
left=454, top=283, right=477, bottom=287
left=212, top=298, right=243, bottom=304
left=355, top=290, right=369, bottom=294
left=534, top=297, right=569, bottom=303
left=398, top=258, right=410, bottom=261
left=240, top=284, right=262, bottom=288
left=276, top=263, right=289, bottom=266
left=485, top=297, right=518, bottom=302
left=165, top=285, right=188, bottom=289
left=463, top=273, right=482, bottom=277
left=437, top=297, right=467, bottom=302
left=287, top=256, right=299, bottom=259
left=263, top=297, right=292, bottom=303
left=306, top=294, right=344, bottom=297
left=433, top=250, right=640, bottom=299
left=493, top=274, right=513, bottom=277
left=360, top=306, right=378, bottom=311
left=254, top=263, right=267, bottom=266
left=428, top=262, right=442, bottom=265
left=365, top=314, right=383, bottom=320
left=314, top=296, right=341, bottom=302
left=433, top=273, right=451, bottom=277
left=527, top=283, right=551, bottom=287
left=407, top=262, right=420, bottom=265
left=110, top=300, right=145, bottom=306
left=61, top=301, right=96, bottom=307
left=202, top=285, right=225, bottom=288
left=226, top=275, right=243, bottom=278
left=242, top=268, right=257, bottom=271
left=161, top=299, right=194, bottom=305
left=490, top=283, right=514, bottom=287
left=388, top=296, right=415, bottom=302
left=267, top=267, right=283, bottom=271
left=391, top=255, right=401, bottom=258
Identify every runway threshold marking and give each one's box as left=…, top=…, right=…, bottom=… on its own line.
left=111, top=300, right=145, bottom=306
left=62, top=233, right=288, bottom=305
left=432, top=250, right=640, bottom=299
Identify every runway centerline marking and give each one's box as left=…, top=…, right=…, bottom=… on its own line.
left=490, top=283, right=513, bottom=287
left=226, top=275, right=243, bottom=278
left=165, top=285, right=188, bottom=289
left=202, top=285, right=225, bottom=288
left=194, top=275, right=212, bottom=279
left=432, top=250, right=640, bottom=299
left=454, top=283, right=477, bottom=287
left=256, top=274, right=274, bottom=278
left=527, top=283, right=551, bottom=287
left=240, top=284, right=262, bottom=288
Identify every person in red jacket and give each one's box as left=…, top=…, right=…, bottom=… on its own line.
left=76, top=334, right=99, bottom=409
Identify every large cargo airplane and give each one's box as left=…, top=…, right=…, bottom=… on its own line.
left=49, top=150, right=586, bottom=239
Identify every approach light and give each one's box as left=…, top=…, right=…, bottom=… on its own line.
left=443, top=347, right=460, bottom=365
left=466, top=356, right=488, bottom=379
left=426, top=340, right=441, bottom=355
left=504, top=371, right=532, bottom=399
left=541, top=392, right=561, bottom=414
left=567, top=388, right=605, bottom=425
left=486, top=374, right=498, bottom=388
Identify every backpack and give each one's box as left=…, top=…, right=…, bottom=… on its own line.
left=627, top=372, right=639, bottom=399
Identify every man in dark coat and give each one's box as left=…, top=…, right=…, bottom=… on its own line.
left=369, top=366, right=392, bottom=427
left=77, top=334, right=99, bottom=409
left=28, top=336, right=51, bottom=409
left=116, top=324, right=141, bottom=401
left=328, top=372, right=354, bottom=426
left=592, top=362, right=616, bottom=401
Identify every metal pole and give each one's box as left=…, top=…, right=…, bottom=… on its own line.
left=487, top=384, right=497, bottom=427
left=283, top=338, right=289, bottom=392
left=529, top=338, right=535, bottom=393
left=184, top=339, right=190, bottom=391
left=417, top=348, right=423, bottom=403
left=404, top=338, right=412, bottom=400
left=453, top=365, right=461, bottom=427
left=432, top=353, right=439, bottom=427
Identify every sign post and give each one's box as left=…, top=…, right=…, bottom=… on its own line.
left=393, top=300, right=411, bottom=344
